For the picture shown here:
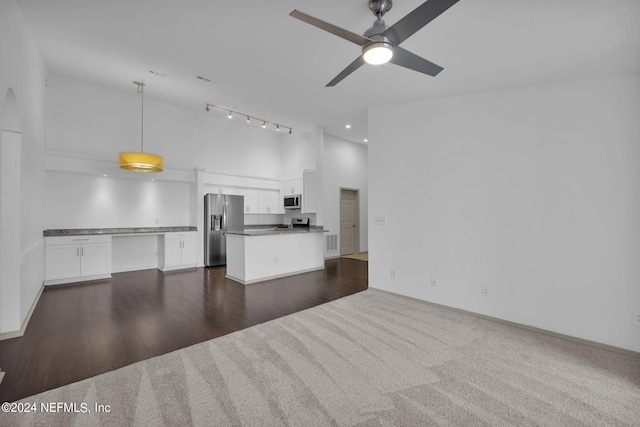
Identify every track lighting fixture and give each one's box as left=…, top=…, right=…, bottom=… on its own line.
left=205, top=103, right=293, bottom=135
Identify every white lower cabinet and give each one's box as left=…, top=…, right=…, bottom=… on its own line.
left=44, top=235, right=112, bottom=285
left=159, top=231, right=197, bottom=271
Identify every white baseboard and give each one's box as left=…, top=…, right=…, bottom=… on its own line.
left=370, top=287, right=640, bottom=359
left=227, top=266, right=325, bottom=285
left=0, top=283, right=44, bottom=341
left=111, top=263, right=158, bottom=273
left=44, top=273, right=111, bottom=286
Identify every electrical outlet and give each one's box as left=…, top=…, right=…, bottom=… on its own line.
left=481, top=286, right=490, bottom=297
left=390, top=269, right=397, bottom=279
left=430, top=277, right=437, bottom=287
left=633, top=310, right=640, bottom=327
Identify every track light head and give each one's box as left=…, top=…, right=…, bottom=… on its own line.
left=262, top=121, right=267, bottom=128
left=228, top=111, right=233, bottom=119
left=205, top=105, right=210, bottom=112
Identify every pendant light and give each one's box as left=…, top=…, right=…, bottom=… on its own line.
left=119, top=81, right=164, bottom=172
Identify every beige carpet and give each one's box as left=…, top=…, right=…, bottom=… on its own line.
left=6, top=290, right=640, bottom=426
left=341, top=252, right=368, bottom=261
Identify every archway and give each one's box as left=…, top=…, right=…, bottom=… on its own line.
left=0, top=88, right=22, bottom=335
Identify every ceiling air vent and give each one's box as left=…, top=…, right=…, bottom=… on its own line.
left=196, top=76, right=216, bottom=84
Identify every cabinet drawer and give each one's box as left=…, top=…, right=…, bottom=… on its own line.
left=46, top=235, right=112, bottom=246
left=164, top=231, right=197, bottom=240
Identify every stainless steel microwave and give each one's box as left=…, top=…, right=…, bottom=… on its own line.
left=283, top=194, right=301, bottom=209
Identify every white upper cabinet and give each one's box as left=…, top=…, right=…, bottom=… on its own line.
left=302, top=169, right=317, bottom=213
left=282, top=178, right=302, bottom=195
left=205, top=185, right=237, bottom=195
left=236, top=187, right=259, bottom=213
left=258, top=189, right=283, bottom=214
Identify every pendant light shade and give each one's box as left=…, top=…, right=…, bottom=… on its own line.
left=119, top=81, right=164, bottom=172
left=118, top=152, right=164, bottom=172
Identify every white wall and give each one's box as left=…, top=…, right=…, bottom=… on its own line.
left=44, top=75, right=293, bottom=232
left=323, top=134, right=368, bottom=257
left=44, top=171, right=191, bottom=229
left=281, top=129, right=317, bottom=180
left=369, top=74, right=640, bottom=352
left=47, top=75, right=285, bottom=179
left=0, top=0, right=47, bottom=335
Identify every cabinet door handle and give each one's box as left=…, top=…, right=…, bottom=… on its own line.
left=77, top=247, right=80, bottom=256
left=81, top=247, right=84, bottom=256
left=73, top=238, right=89, bottom=241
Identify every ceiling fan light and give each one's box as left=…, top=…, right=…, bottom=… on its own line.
left=363, top=42, right=393, bottom=65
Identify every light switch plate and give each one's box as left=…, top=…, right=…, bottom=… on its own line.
left=373, top=216, right=387, bottom=225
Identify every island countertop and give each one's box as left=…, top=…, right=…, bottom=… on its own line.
left=43, top=226, right=197, bottom=237
left=225, top=226, right=327, bottom=237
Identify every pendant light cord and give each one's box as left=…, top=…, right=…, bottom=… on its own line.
left=137, top=82, right=145, bottom=153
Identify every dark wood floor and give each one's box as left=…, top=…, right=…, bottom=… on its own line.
left=0, top=258, right=368, bottom=403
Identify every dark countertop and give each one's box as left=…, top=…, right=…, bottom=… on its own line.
left=43, top=226, right=197, bottom=237
left=225, top=226, right=327, bottom=237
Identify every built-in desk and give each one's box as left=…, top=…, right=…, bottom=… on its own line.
left=43, top=227, right=197, bottom=285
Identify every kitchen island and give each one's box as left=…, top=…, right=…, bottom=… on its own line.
left=225, top=227, right=326, bottom=284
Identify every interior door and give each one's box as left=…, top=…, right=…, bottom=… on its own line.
left=340, top=189, right=358, bottom=256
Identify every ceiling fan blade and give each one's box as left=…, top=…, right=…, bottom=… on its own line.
left=326, top=56, right=366, bottom=87
left=389, top=46, right=443, bottom=76
left=290, top=10, right=372, bottom=46
left=383, top=0, right=459, bottom=46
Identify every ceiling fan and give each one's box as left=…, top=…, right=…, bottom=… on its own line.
left=290, top=0, right=459, bottom=87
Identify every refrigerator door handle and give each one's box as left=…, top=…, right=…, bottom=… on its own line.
left=222, top=203, right=227, bottom=230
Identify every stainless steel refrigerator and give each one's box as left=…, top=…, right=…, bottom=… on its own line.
left=204, top=194, right=244, bottom=266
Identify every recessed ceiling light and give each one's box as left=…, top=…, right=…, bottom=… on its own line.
left=363, top=139, right=368, bottom=143
left=345, top=124, right=351, bottom=129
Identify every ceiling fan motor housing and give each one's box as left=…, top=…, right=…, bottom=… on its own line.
left=363, top=18, right=394, bottom=55
left=369, top=0, right=393, bottom=17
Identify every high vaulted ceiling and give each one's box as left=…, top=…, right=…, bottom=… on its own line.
left=15, top=0, right=640, bottom=144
